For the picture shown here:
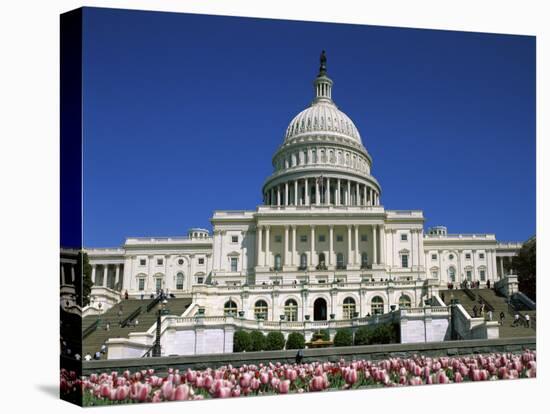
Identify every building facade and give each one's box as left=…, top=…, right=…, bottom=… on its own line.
left=84, top=55, right=522, bottom=322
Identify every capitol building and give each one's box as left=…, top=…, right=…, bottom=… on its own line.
left=77, top=53, right=523, bottom=354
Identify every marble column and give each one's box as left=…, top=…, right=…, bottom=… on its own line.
left=265, top=226, right=270, bottom=267
left=305, top=178, right=310, bottom=205
left=336, top=179, right=341, bottom=205
left=329, top=225, right=334, bottom=266
left=347, top=180, right=351, bottom=206
left=325, top=178, right=330, bottom=204
left=91, top=265, right=96, bottom=284
left=355, top=183, right=359, bottom=206
left=284, top=225, right=289, bottom=265
left=294, top=180, right=298, bottom=206
left=315, top=178, right=320, bottom=205
left=347, top=225, right=353, bottom=266
left=310, top=226, right=315, bottom=266
left=363, top=185, right=367, bottom=206
left=285, top=182, right=289, bottom=206
left=256, top=226, right=263, bottom=267
left=379, top=225, right=386, bottom=266
left=354, top=225, right=360, bottom=264
left=373, top=226, right=378, bottom=265
left=277, top=186, right=281, bottom=206
left=115, top=264, right=121, bottom=290
left=292, top=225, right=297, bottom=266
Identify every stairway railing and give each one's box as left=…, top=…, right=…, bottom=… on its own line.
left=83, top=319, right=100, bottom=339
left=121, top=306, right=142, bottom=328
left=146, top=296, right=162, bottom=313
left=476, top=293, right=495, bottom=313
left=463, top=287, right=476, bottom=301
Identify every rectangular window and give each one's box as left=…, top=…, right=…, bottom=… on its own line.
left=479, top=253, right=485, bottom=259
left=465, top=253, right=471, bottom=260
left=155, top=278, right=162, bottom=291
left=361, top=234, right=368, bottom=242
left=232, top=235, right=238, bottom=243
left=431, top=270, right=438, bottom=278
left=275, top=235, right=282, bottom=243
left=401, top=234, right=408, bottom=241
left=230, top=257, right=238, bottom=272
left=431, top=254, right=437, bottom=260
left=197, top=277, right=204, bottom=284
left=139, top=259, right=146, bottom=266
left=157, top=258, right=163, bottom=265
left=138, top=279, right=145, bottom=291
left=318, top=235, right=325, bottom=242
left=300, top=235, right=307, bottom=243
left=466, top=270, right=472, bottom=281
left=480, top=270, right=486, bottom=281
left=336, top=235, right=343, bottom=242
left=198, top=258, right=205, bottom=265
left=401, top=254, right=409, bottom=268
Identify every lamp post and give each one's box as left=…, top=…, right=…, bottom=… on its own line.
left=152, top=299, right=167, bottom=357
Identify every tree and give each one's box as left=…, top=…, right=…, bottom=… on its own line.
left=286, top=332, right=305, bottom=350
left=354, top=326, right=371, bottom=345
left=265, top=332, right=285, bottom=350
left=507, top=236, right=536, bottom=301
left=233, top=330, right=251, bottom=352
left=249, top=331, right=266, bottom=352
left=73, top=251, right=93, bottom=308
left=333, top=329, right=353, bottom=347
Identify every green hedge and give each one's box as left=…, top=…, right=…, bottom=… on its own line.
left=233, top=330, right=251, bottom=352
left=249, top=331, right=267, bottom=352
left=319, top=329, right=330, bottom=341
left=353, top=324, right=400, bottom=346
left=353, top=326, right=370, bottom=345
left=286, top=332, right=305, bottom=350
left=333, top=328, right=353, bottom=347
left=265, top=331, right=286, bottom=350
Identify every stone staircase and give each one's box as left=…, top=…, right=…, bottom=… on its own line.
left=82, top=297, right=192, bottom=359
left=438, top=288, right=535, bottom=339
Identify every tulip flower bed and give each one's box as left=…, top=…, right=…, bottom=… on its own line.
left=62, top=350, right=536, bottom=406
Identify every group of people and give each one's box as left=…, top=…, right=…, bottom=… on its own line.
left=83, top=343, right=108, bottom=361
left=447, top=279, right=492, bottom=290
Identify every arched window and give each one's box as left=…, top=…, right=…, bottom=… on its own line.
left=371, top=296, right=384, bottom=315
left=224, top=300, right=238, bottom=316
left=254, top=300, right=268, bottom=320
left=336, top=253, right=345, bottom=269
left=284, top=299, right=298, bottom=322
left=274, top=254, right=282, bottom=270
left=176, top=272, right=184, bottom=290
left=449, top=267, right=456, bottom=282
left=399, top=295, right=412, bottom=309
left=343, top=297, right=356, bottom=319
left=361, top=252, right=369, bottom=269
left=300, top=253, right=307, bottom=270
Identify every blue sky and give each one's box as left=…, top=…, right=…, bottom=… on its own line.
left=82, top=7, right=535, bottom=247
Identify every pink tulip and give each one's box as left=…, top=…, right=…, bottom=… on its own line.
left=279, top=380, right=291, bottom=394
left=173, top=384, right=190, bottom=401
left=344, top=369, right=358, bottom=386
left=309, top=375, right=325, bottom=391
left=216, top=387, right=232, bottom=398
left=239, top=373, right=252, bottom=389
left=260, top=372, right=269, bottom=384
left=116, top=386, right=129, bottom=401
left=454, top=372, right=463, bottom=383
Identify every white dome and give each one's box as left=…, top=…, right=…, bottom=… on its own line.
left=284, top=101, right=362, bottom=143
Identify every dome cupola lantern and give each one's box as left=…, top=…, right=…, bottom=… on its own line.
left=313, top=50, right=333, bottom=104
